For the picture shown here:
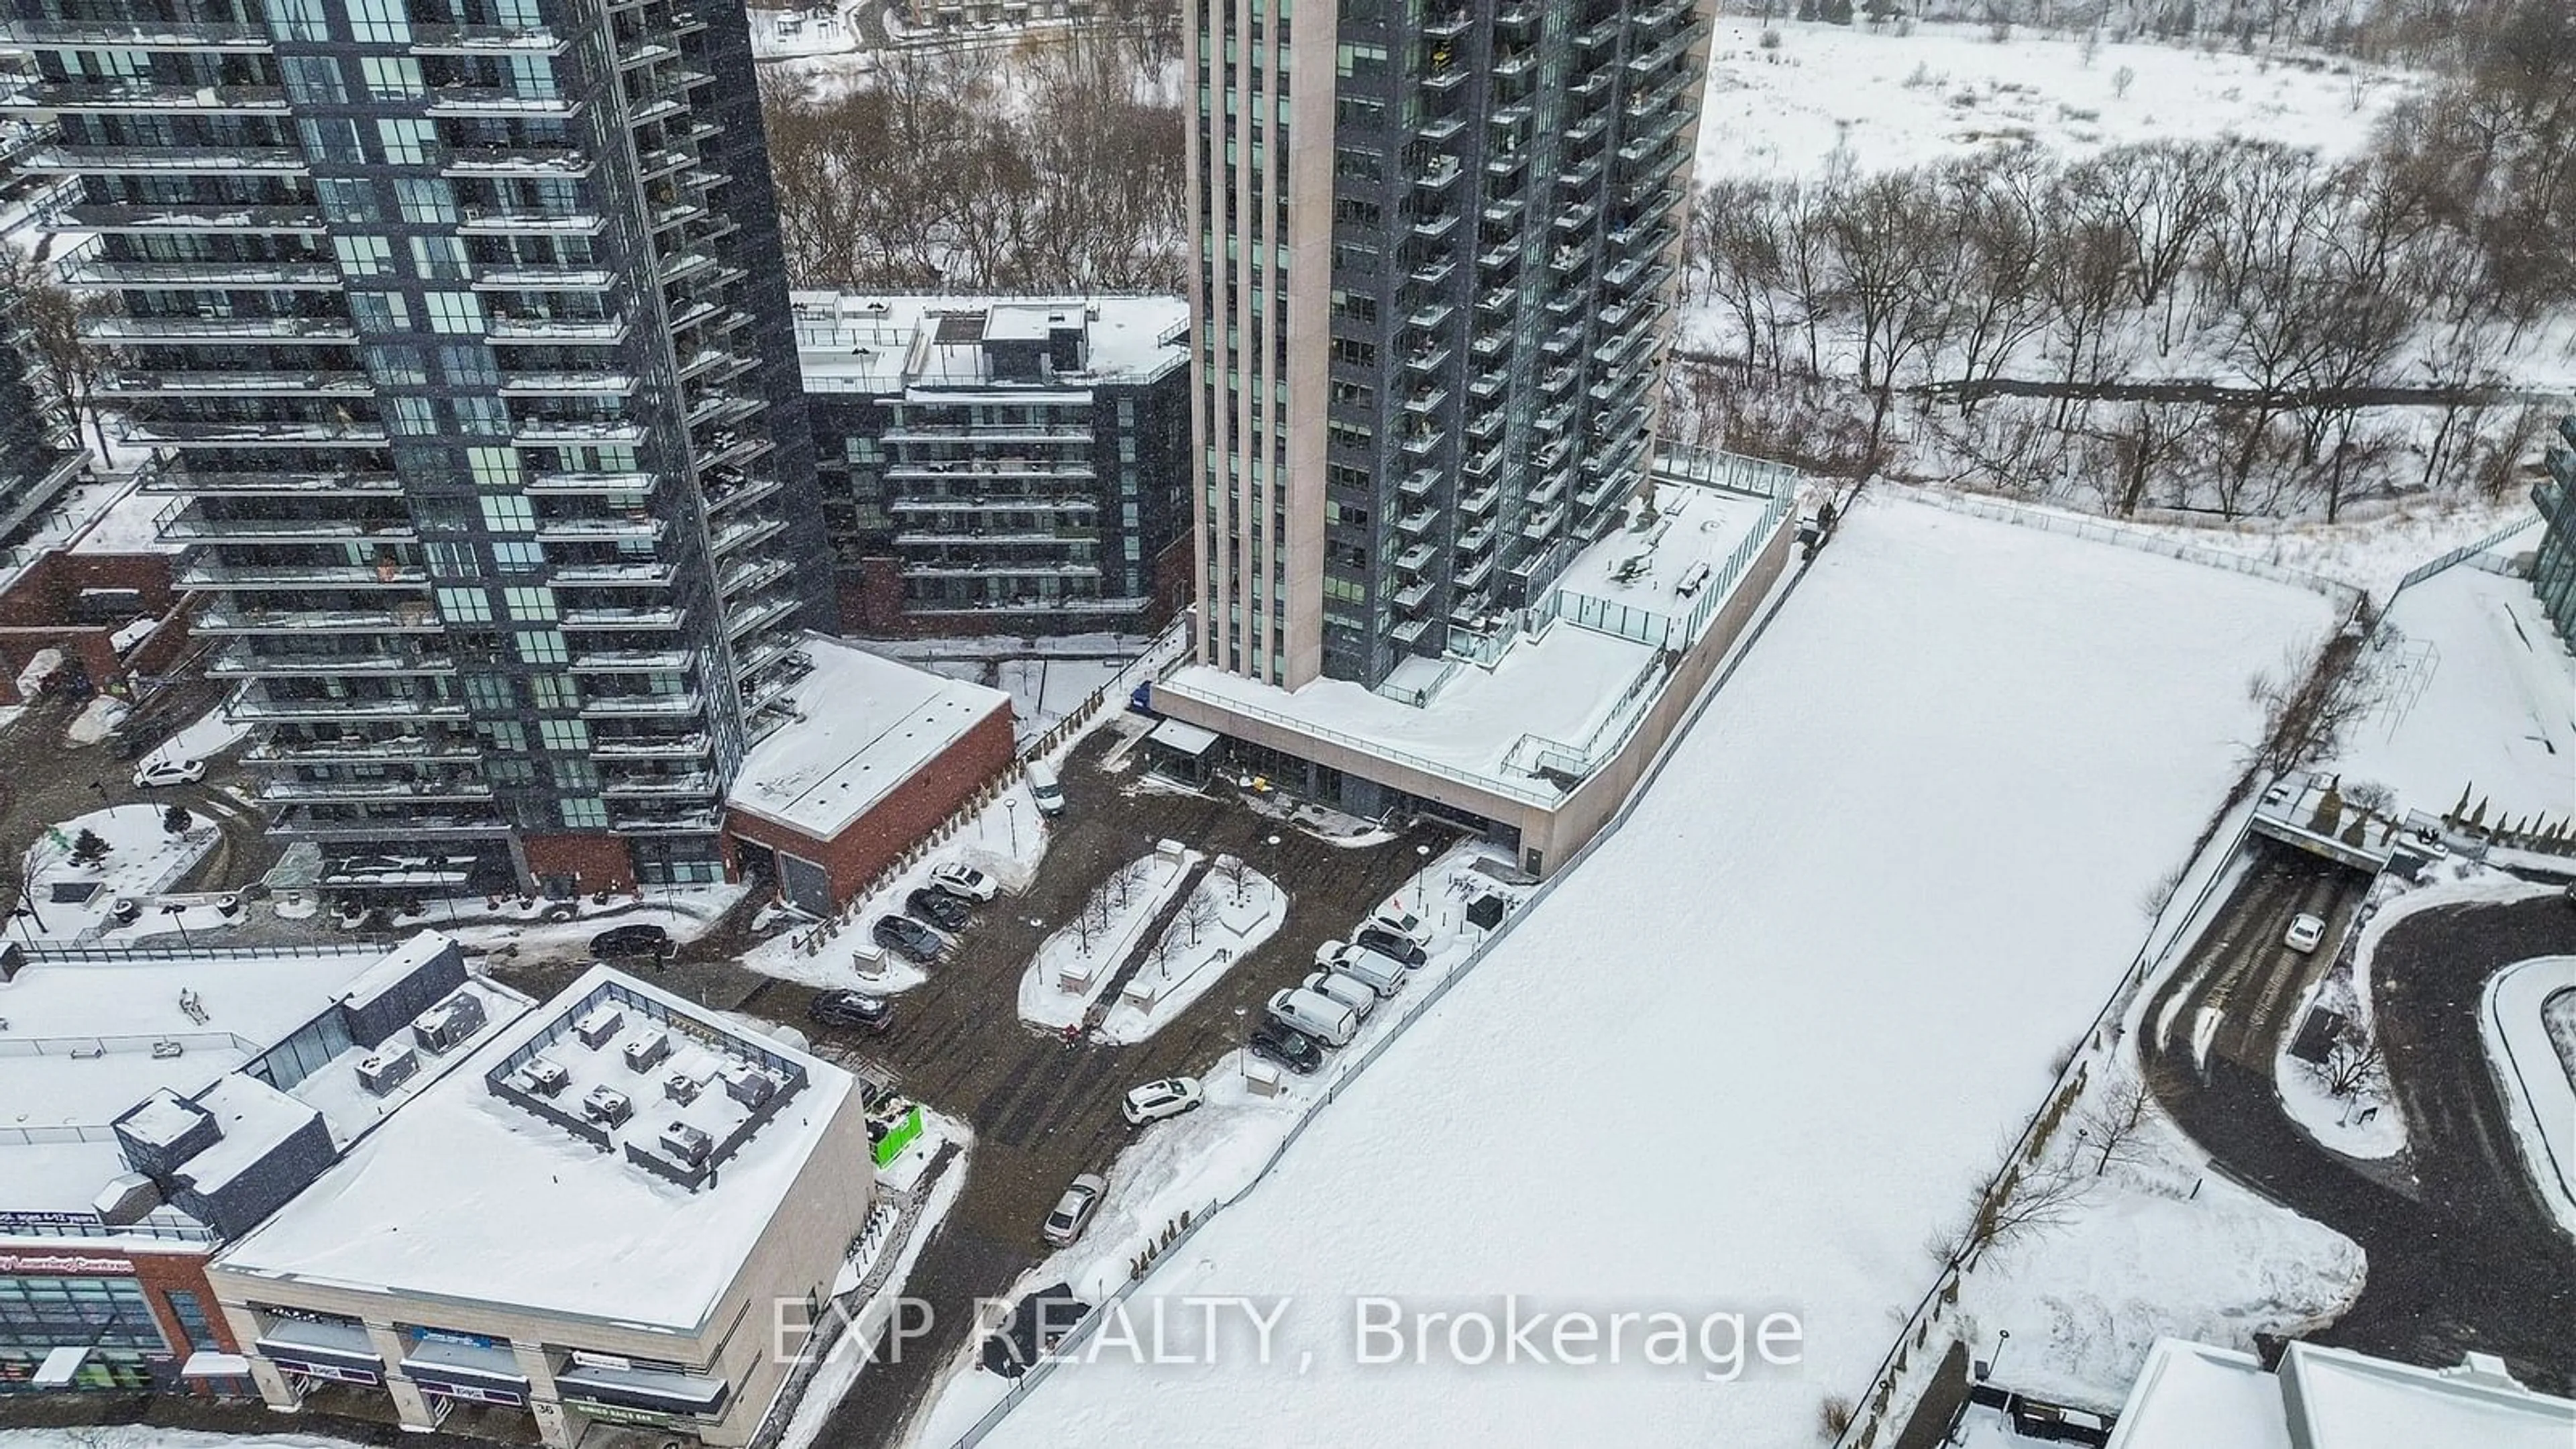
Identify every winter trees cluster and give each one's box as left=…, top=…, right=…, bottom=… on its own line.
left=758, top=23, right=1187, bottom=294
left=1674, top=0, right=2575, bottom=519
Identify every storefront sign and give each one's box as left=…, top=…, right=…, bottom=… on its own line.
left=567, top=1349, right=631, bottom=1371
left=414, top=1377, right=523, bottom=1407
left=274, top=1358, right=380, bottom=1387
left=562, top=1398, right=676, bottom=1428
left=0, top=1210, right=105, bottom=1232
left=412, top=1327, right=500, bottom=1350
left=0, top=1252, right=130, bottom=1275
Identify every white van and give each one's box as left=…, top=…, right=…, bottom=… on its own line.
left=1266, top=986, right=1358, bottom=1048
left=1302, top=970, right=1377, bottom=1022
left=1025, top=761, right=1065, bottom=816
left=1316, top=941, right=1407, bottom=999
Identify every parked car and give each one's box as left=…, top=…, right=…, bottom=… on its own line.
left=131, top=757, right=205, bottom=788
left=2284, top=912, right=2326, bottom=953
left=1352, top=924, right=1428, bottom=968
left=1316, top=941, right=1408, bottom=998
left=806, top=989, right=892, bottom=1032
left=1248, top=1021, right=1324, bottom=1075
left=873, top=914, right=945, bottom=963
left=1026, top=761, right=1066, bottom=816
left=929, top=861, right=1000, bottom=902
left=1366, top=905, right=1434, bottom=949
left=1267, top=986, right=1359, bottom=1048
left=1120, top=1076, right=1204, bottom=1126
left=981, top=1283, right=1085, bottom=1379
left=906, top=887, right=973, bottom=931
left=1041, top=1172, right=1108, bottom=1246
left=589, top=923, right=673, bottom=959
left=1302, top=970, right=1378, bottom=1022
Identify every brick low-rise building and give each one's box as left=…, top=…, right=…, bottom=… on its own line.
left=722, top=632, right=1014, bottom=914
left=794, top=294, right=1191, bottom=637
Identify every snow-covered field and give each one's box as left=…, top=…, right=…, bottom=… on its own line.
left=1698, top=19, right=2412, bottom=180
left=960, top=496, right=2337, bottom=1446
left=20, top=803, right=223, bottom=943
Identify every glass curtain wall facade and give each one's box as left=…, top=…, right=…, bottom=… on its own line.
left=0, top=0, right=832, bottom=886
left=1189, top=0, right=1709, bottom=692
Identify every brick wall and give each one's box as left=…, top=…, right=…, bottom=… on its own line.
left=522, top=832, right=640, bottom=894
left=0, top=550, right=191, bottom=704
left=724, top=703, right=1014, bottom=910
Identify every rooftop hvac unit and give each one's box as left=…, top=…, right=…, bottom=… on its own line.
left=580, top=1085, right=633, bottom=1127
left=574, top=1005, right=624, bottom=1049
left=357, top=1046, right=419, bottom=1097
left=659, top=1121, right=713, bottom=1167
left=621, top=1028, right=671, bottom=1074
left=411, top=990, right=488, bottom=1053
left=663, top=1071, right=702, bottom=1105
left=722, top=1065, right=777, bottom=1108
left=521, top=1056, right=570, bottom=1096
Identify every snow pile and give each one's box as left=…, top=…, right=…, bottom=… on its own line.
left=1699, top=19, right=2412, bottom=181
left=940, top=496, right=2337, bottom=1448
left=1018, top=847, right=1199, bottom=1031
left=2481, top=955, right=2576, bottom=1238
left=64, top=694, right=129, bottom=745
left=1094, top=863, right=1285, bottom=1044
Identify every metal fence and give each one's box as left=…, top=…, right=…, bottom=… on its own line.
left=2383, top=515, right=2542, bottom=606
left=25, top=939, right=381, bottom=964
left=1905, top=488, right=2367, bottom=614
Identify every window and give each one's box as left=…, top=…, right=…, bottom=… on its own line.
left=514, top=630, right=568, bottom=665
left=266, top=0, right=327, bottom=40
left=314, top=176, right=374, bottom=223
left=394, top=178, right=455, bottom=223
left=478, top=495, right=534, bottom=533
left=331, top=235, right=394, bottom=278
left=297, top=118, right=363, bottom=164
left=467, top=447, right=519, bottom=490
left=435, top=587, right=492, bottom=623
left=386, top=396, right=436, bottom=434
left=451, top=397, right=508, bottom=435
left=377, top=118, right=435, bottom=165
left=502, top=586, right=556, bottom=620
left=480, top=719, right=527, bottom=751
left=462, top=674, right=515, bottom=712
left=488, top=757, right=537, bottom=786
left=348, top=0, right=412, bottom=44
left=364, top=345, right=425, bottom=386
left=550, top=758, right=598, bottom=790
left=348, top=291, right=410, bottom=331
left=360, top=56, right=423, bottom=98
left=424, top=292, right=482, bottom=335
left=493, top=541, right=543, bottom=572
left=439, top=345, right=498, bottom=386
left=409, top=235, right=469, bottom=280
left=537, top=718, right=590, bottom=751
left=529, top=674, right=578, bottom=710
left=558, top=798, right=609, bottom=828
left=425, top=541, right=478, bottom=576
left=278, top=55, right=343, bottom=103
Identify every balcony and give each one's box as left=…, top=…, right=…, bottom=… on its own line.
left=166, top=470, right=401, bottom=496
left=231, top=694, right=468, bottom=723
left=499, top=370, right=638, bottom=397
left=592, top=733, right=710, bottom=760
left=581, top=693, right=702, bottom=718
left=210, top=644, right=455, bottom=678
left=485, top=313, right=626, bottom=343
left=708, top=514, right=787, bottom=556
left=0, top=79, right=287, bottom=113
left=1492, top=49, right=1535, bottom=78
left=97, top=369, right=371, bottom=398
left=1415, top=154, right=1463, bottom=192
left=21, top=144, right=304, bottom=174
left=560, top=604, right=684, bottom=631
left=511, top=417, right=645, bottom=445
left=1408, top=211, right=1460, bottom=242
left=426, top=85, right=578, bottom=117
left=1480, top=196, right=1524, bottom=226
left=179, top=561, right=427, bottom=590
left=1422, top=66, right=1466, bottom=93
left=246, top=737, right=482, bottom=766
left=0, top=17, right=273, bottom=48
left=406, top=22, right=566, bottom=54
left=1468, top=369, right=1507, bottom=400
left=1397, top=506, right=1438, bottom=537
left=457, top=207, right=602, bottom=235
left=1395, top=543, right=1437, bottom=575
left=719, top=557, right=793, bottom=596
left=570, top=647, right=696, bottom=672
left=118, top=419, right=385, bottom=448
left=195, top=604, right=439, bottom=635
left=258, top=777, right=494, bottom=804
left=1404, top=384, right=1450, bottom=416
left=46, top=202, right=325, bottom=233
left=724, top=592, right=800, bottom=639
left=1399, top=427, right=1446, bottom=459
left=1522, top=502, right=1566, bottom=538
left=1422, top=9, right=1470, bottom=38
left=881, top=425, right=1089, bottom=445
left=439, top=144, right=592, bottom=178
left=553, top=559, right=676, bottom=587
left=603, top=772, right=716, bottom=798
left=1405, top=341, right=1454, bottom=375
left=1394, top=578, right=1436, bottom=612
left=535, top=515, right=661, bottom=543
left=160, top=508, right=414, bottom=545
left=64, top=257, right=339, bottom=289
left=1399, top=468, right=1441, bottom=501
left=474, top=264, right=615, bottom=291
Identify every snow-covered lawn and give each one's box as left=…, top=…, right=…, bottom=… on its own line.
left=955, top=495, right=2335, bottom=1447
left=2482, top=955, right=2576, bottom=1239
left=1954, top=1110, right=2362, bottom=1414
left=1018, top=847, right=1198, bottom=1032
left=1699, top=19, right=2412, bottom=181
left=2334, top=561, right=2575, bottom=829
left=20, top=804, right=223, bottom=943
left=2272, top=962, right=2405, bottom=1161
left=137, top=699, right=253, bottom=772
left=739, top=776, right=1051, bottom=991
left=1094, top=863, right=1285, bottom=1045
left=998, top=655, right=1130, bottom=747
left=2114, top=496, right=2536, bottom=604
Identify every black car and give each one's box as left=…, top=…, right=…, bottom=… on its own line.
left=806, top=989, right=892, bottom=1032
left=590, top=923, right=673, bottom=959
left=872, top=914, right=944, bottom=963
left=906, top=887, right=973, bottom=931
left=981, top=1283, right=1087, bottom=1379
left=1248, top=1022, right=1324, bottom=1075
left=1352, top=925, right=1428, bottom=968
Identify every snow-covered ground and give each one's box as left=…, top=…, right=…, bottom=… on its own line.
left=2271, top=955, right=2406, bottom=1161
left=1698, top=19, right=2412, bottom=181
left=942, top=495, right=2334, bottom=1446
left=1095, top=864, right=1285, bottom=1045
left=2336, top=561, right=2576, bottom=828
left=1018, top=847, right=1198, bottom=1032
left=2119, top=496, right=2537, bottom=604
left=2482, top=955, right=2576, bottom=1239
left=996, top=655, right=1130, bottom=747
left=136, top=700, right=253, bottom=772
left=19, top=804, right=223, bottom=943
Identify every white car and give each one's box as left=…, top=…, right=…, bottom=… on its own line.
left=928, top=861, right=1000, bottom=902
left=1120, top=1076, right=1204, bottom=1126
left=1366, top=904, right=1433, bottom=949
left=2284, top=913, right=2326, bottom=953
left=131, top=757, right=205, bottom=788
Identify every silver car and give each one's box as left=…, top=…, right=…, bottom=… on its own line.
left=1042, top=1172, right=1108, bottom=1247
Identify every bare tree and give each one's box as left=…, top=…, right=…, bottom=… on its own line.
left=1179, top=888, right=1221, bottom=947
left=1217, top=852, right=1254, bottom=906
left=2304, top=1022, right=2385, bottom=1104
left=1926, top=1148, right=2094, bottom=1271
left=2076, top=1070, right=2157, bottom=1176
left=1826, top=172, right=1954, bottom=461
left=0, top=245, right=111, bottom=456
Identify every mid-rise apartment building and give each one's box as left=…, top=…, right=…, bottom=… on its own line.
left=0, top=0, right=833, bottom=891
left=1190, top=0, right=1709, bottom=691
left=795, top=292, right=1191, bottom=637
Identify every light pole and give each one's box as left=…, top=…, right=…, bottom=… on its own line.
left=11, top=905, right=42, bottom=944
left=1234, top=1004, right=1248, bottom=1081
left=1005, top=796, right=1020, bottom=857
left=1988, top=1328, right=2010, bottom=1382
left=1414, top=843, right=1432, bottom=916
left=1265, top=834, right=1280, bottom=894
left=160, top=902, right=195, bottom=951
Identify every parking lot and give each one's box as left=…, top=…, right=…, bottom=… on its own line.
left=494, top=724, right=1456, bottom=1446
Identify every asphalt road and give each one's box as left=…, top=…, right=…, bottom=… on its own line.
left=499, top=725, right=1453, bottom=1448
left=2142, top=846, right=2576, bottom=1392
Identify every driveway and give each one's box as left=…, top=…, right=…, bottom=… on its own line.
left=495, top=726, right=1456, bottom=1446
left=2141, top=847, right=2576, bottom=1392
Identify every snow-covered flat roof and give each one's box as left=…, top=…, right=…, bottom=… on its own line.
left=287, top=977, right=535, bottom=1148
left=2106, top=1340, right=2293, bottom=1449
left=727, top=633, right=1012, bottom=842
left=0, top=943, right=411, bottom=1216
left=790, top=292, right=1185, bottom=393
left=215, top=966, right=857, bottom=1333
left=2277, top=1342, right=2575, bottom=1449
